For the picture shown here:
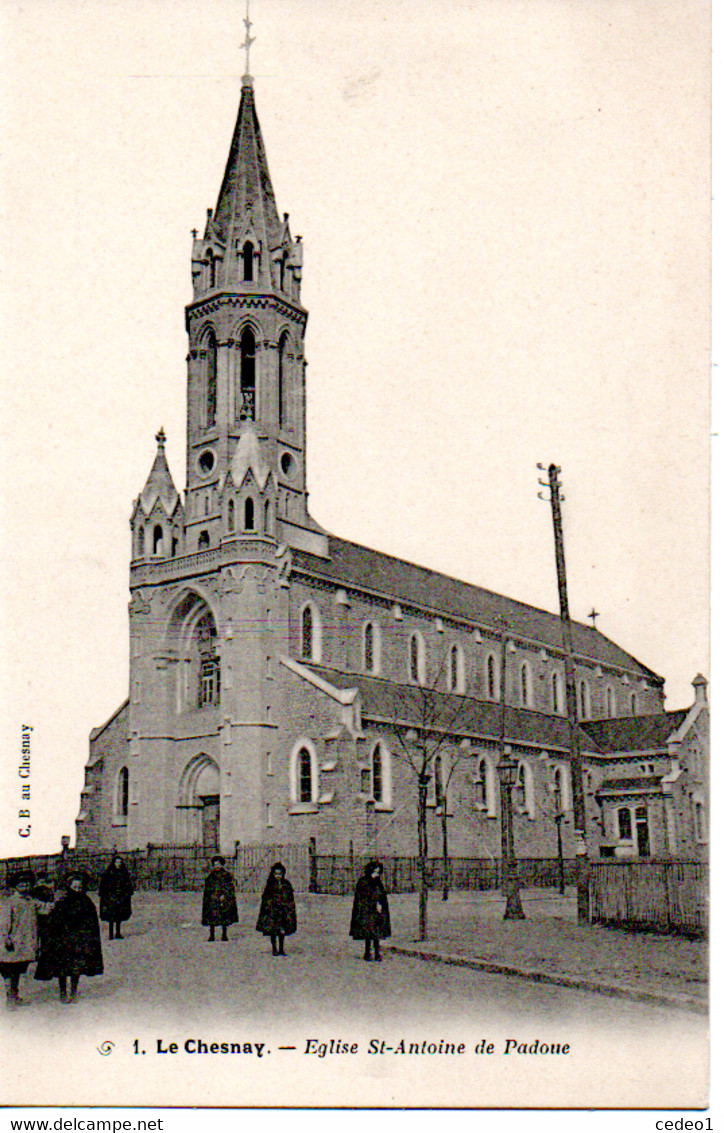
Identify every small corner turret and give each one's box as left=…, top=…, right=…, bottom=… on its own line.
left=130, top=428, right=185, bottom=562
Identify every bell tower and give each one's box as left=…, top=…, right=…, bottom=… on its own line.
left=184, top=67, right=315, bottom=554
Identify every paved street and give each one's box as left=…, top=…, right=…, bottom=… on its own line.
left=4, top=892, right=708, bottom=1109
left=7, top=891, right=705, bottom=1031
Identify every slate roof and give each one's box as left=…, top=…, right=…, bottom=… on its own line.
left=580, top=711, right=687, bottom=754
left=212, top=79, right=283, bottom=287
left=291, top=534, right=661, bottom=680
left=303, top=664, right=600, bottom=754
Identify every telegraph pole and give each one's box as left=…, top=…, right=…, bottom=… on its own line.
left=538, top=463, right=590, bottom=922
left=497, top=618, right=525, bottom=920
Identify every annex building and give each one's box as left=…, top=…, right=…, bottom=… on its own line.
left=76, top=62, right=708, bottom=865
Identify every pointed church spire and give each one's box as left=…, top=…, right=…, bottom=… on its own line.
left=139, top=428, right=180, bottom=515
left=205, top=11, right=286, bottom=291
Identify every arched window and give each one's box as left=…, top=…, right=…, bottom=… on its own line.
left=240, top=327, right=256, bottom=420
left=264, top=500, right=271, bottom=534
left=617, top=806, right=632, bottom=841
left=630, top=693, right=637, bottom=715
left=289, top=740, right=318, bottom=806
left=300, top=603, right=321, bottom=663
left=153, top=524, right=164, bottom=555
left=448, top=644, right=465, bottom=693
left=171, top=530, right=179, bottom=558
left=244, top=497, right=255, bottom=531
left=362, top=622, right=380, bottom=674
left=520, top=662, right=532, bottom=707
left=205, top=331, right=217, bottom=428
left=693, top=799, right=707, bottom=843
left=513, top=758, right=535, bottom=817
left=475, top=753, right=497, bottom=816
left=551, top=763, right=571, bottom=813
left=578, top=679, right=591, bottom=720
left=298, top=748, right=312, bottom=802
left=198, top=530, right=210, bottom=549
left=486, top=653, right=498, bottom=700
left=278, top=331, right=288, bottom=428
left=242, top=240, right=254, bottom=282
left=227, top=499, right=235, bottom=533
left=552, top=671, right=563, bottom=715
left=206, top=250, right=216, bottom=289
left=432, top=755, right=444, bottom=809
left=116, top=766, right=129, bottom=819
left=137, top=525, right=145, bottom=558
left=606, top=686, right=616, bottom=718
left=409, top=632, right=425, bottom=685
left=196, top=612, right=219, bottom=707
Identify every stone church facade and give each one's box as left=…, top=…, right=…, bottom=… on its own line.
left=75, top=69, right=707, bottom=864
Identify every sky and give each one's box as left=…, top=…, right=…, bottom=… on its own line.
left=0, top=0, right=710, bottom=857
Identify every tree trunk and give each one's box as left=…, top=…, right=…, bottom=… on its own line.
left=417, top=775, right=429, bottom=940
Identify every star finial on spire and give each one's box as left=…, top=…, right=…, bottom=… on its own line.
left=241, top=0, right=255, bottom=83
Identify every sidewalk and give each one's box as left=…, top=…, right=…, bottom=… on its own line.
left=385, top=888, right=708, bottom=1012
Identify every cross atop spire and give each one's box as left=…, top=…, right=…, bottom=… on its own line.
left=241, top=0, right=255, bottom=85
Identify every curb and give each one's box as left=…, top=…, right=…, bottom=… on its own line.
left=387, top=944, right=707, bottom=1015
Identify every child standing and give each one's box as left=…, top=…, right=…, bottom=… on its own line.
left=256, top=863, right=297, bottom=956
left=1, top=871, right=54, bottom=1010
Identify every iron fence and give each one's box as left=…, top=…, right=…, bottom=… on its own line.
left=310, top=854, right=578, bottom=895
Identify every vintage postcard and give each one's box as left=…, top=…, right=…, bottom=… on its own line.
left=1, top=0, right=709, bottom=1111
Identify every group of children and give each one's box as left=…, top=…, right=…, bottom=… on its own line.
left=2, top=855, right=391, bottom=1009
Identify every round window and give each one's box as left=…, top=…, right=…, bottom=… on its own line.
left=280, top=451, right=297, bottom=480
left=198, top=449, right=216, bottom=476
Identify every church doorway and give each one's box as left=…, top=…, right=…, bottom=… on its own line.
left=200, top=795, right=220, bottom=853
left=176, top=754, right=221, bottom=847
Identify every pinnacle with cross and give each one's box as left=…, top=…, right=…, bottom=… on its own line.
left=241, top=0, right=255, bottom=80
left=588, top=608, right=600, bottom=629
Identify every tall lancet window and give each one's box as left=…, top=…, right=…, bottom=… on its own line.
left=278, top=332, right=288, bottom=428
left=242, top=241, right=254, bottom=282
left=240, top=328, right=256, bottom=420
left=205, top=332, right=217, bottom=428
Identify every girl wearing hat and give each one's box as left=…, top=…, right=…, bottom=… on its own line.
left=201, top=856, right=238, bottom=942
left=1, top=871, right=55, bottom=1010
left=99, top=855, right=134, bottom=940
left=34, top=873, right=103, bottom=1003
left=349, top=861, right=391, bottom=962
left=256, top=863, right=297, bottom=956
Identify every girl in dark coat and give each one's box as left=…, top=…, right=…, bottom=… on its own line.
left=99, top=855, right=134, bottom=940
left=256, top=863, right=297, bottom=955
left=201, top=857, right=238, bottom=941
left=34, top=873, right=103, bottom=1003
left=350, top=861, right=391, bottom=961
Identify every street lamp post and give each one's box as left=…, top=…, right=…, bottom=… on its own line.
left=553, top=783, right=566, bottom=895
left=498, top=746, right=525, bottom=921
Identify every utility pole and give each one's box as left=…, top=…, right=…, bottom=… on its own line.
left=538, top=463, right=590, bottom=922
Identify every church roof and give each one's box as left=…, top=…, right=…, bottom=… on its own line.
left=580, top=711, right=688, bottom=754
left=291, top=534, right=662, bottom=680
left=211, top=78, right=283, bottom=286
left=138, top=429, right=180, bottom=517
left=303, top=663, right=601, bottom=755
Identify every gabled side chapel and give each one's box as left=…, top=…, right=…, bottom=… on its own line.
left=76, top=61, right=708, bottom=864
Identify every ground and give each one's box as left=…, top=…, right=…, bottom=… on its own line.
left=3, top=890, right=708, bottom=1109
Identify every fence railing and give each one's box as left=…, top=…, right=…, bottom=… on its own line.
left=588, top=860, right=707, bottom=937
left=0, top=842, right=309, bottom=895
left=310, top=854, right=578, bottom=895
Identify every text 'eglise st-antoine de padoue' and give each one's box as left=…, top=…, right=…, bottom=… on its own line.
left=143, top=1037, right=571, bottom=1057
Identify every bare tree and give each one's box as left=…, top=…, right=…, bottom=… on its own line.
left=371, top=662, right=475, bottom=940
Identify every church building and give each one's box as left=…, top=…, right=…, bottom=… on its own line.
left=75, top=55, right=707, bottom=865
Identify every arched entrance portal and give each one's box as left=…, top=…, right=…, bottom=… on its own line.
left=176, top=755, right=221, bottom=851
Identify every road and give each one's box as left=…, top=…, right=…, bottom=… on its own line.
left=4, top=892, right=707, bottom=1108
